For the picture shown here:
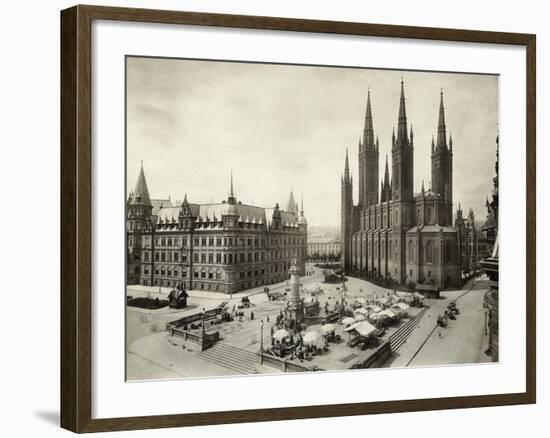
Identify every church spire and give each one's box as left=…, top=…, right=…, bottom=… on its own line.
left=384, top=154, right=390, bottom=185
left=436, top=89, right=447, bottom=150
left=396, top=79, right=409, bottom=146
left=363, top=88, right=375, bottom=149
left=344, top=148, right=350, bottom=181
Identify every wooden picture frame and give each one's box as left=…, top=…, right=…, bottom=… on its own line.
left=60, top=4, right=536, bottom=433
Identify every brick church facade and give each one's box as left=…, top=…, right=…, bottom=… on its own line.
left=127, top=169, right=307, bottom=293
left=341, top=80, right=470, bottom=289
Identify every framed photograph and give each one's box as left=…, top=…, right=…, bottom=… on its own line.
left=60, top=5, right=536, bottom=433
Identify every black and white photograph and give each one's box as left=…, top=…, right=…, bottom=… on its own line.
left=125, top=57, right=499, bottom=380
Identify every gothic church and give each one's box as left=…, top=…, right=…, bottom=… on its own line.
left=341, top=80, right=462, bottom=289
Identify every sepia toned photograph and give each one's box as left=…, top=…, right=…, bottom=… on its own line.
left=125, top=56, right=499, bottom=381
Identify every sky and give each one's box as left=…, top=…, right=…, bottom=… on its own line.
left=126, top=56, right=498, bottom=228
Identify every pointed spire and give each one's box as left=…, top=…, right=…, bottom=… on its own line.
left=286, top=190, right=297, bottom=215
left=363, top=89, right=375, bottom=149
left=449, top=132, right=453, bottom=151
left=131, top=162, right=152, bottom=206
left=376, top=135, right=379, bottom=151
left=384, top=154, right=390, bottom=185
left=344, top=148, right=350, bottom=181
left=421, top=180, right=425, bottom=194
left=227, top=170, right=236, bottom=204
left=397, top=79, right=408, bottom=146
left=298, top=193, right=307, bottom=225
left=436, top=89, right=447, bottom=150
left=431, top=135, right=435, bottom=153
left=410, top=125, right=414, bottom=145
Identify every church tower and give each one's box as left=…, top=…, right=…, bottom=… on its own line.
left=358, top=90, right=379, bottom=208
left=341, top=148, right=354, bottom=271
left=431, top=90, right=454, bottom=225
left=391, top=80, right=415, bottom=283
left=380, top=155, right=392, bottom=202
left=127, top=162, right=153, bottom=284
left=392, top=80, right=414, bottom=203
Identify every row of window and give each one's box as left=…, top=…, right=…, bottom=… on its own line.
left=141, top=235, right=306, bottom=248
left=143, top=247, right=306, bottom=264
left=353, top=239, right=453, bottom=264
left=362, top=205, right=446, bottom=230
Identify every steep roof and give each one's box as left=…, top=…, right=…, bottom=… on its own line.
left=152, top=198, right=173, bottom=216
left=285, top=191, right=298, bottom=215
left=129, top=164, right=152, bottom=206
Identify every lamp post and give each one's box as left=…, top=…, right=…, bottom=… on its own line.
left=260, top=319, right=264, bottom=365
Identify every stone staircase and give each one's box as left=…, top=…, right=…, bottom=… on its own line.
left=197, top=342, right=259, bottom=375
left=389, top=307, right=428, bottom=352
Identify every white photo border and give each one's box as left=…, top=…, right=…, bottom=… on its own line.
left=92, top=20, right=526, bottom=419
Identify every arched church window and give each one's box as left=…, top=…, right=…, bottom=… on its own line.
left=427, top=207, right=432, bottom=223
left=395, top=241, right=399, bottom=262
left=409, top=240, right=414, bottom=262
left=426, top=240, right=434, bottom=263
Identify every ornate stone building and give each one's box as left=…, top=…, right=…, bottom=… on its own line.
left=480, top=135, right=499, bottom=361
left=455, top=205, right=490, bottom=276
left=127, top=168, right=308, bottom=293
left=341, top=81, right=462, bottom=289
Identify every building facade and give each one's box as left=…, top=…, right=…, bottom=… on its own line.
left=455, top=205, right=490, bottom=275
left=480, top=135, right=499, bottom=361
left=127, top=169, right=308, bottom=293
left=307, top=237, right=341, bottom=260
left=341, top=81, right=463, bottom=289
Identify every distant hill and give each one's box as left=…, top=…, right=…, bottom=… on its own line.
left=308, top=225, right=340, bottom=239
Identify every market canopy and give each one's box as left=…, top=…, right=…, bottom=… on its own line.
left=354, top=314, right=367, bottom=322
left=273, top=329, right=290, bottom=340
left=354, top=307, right=369, bottom=316
left=392, top=303, right=410, bottom=311
left=371, top=309, right=395, bottom=319
left=365, top=305, right=382, bottom=313
left=345, top=321, right=377, bottom=336
left=303, top=331, right=322, bottom=345
left=342, top=317, right=356, bottom=326
left=321, top=323, right=336, bottom=333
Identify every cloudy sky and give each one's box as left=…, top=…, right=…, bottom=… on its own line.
left=126, top=56, right=498, bottom=227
